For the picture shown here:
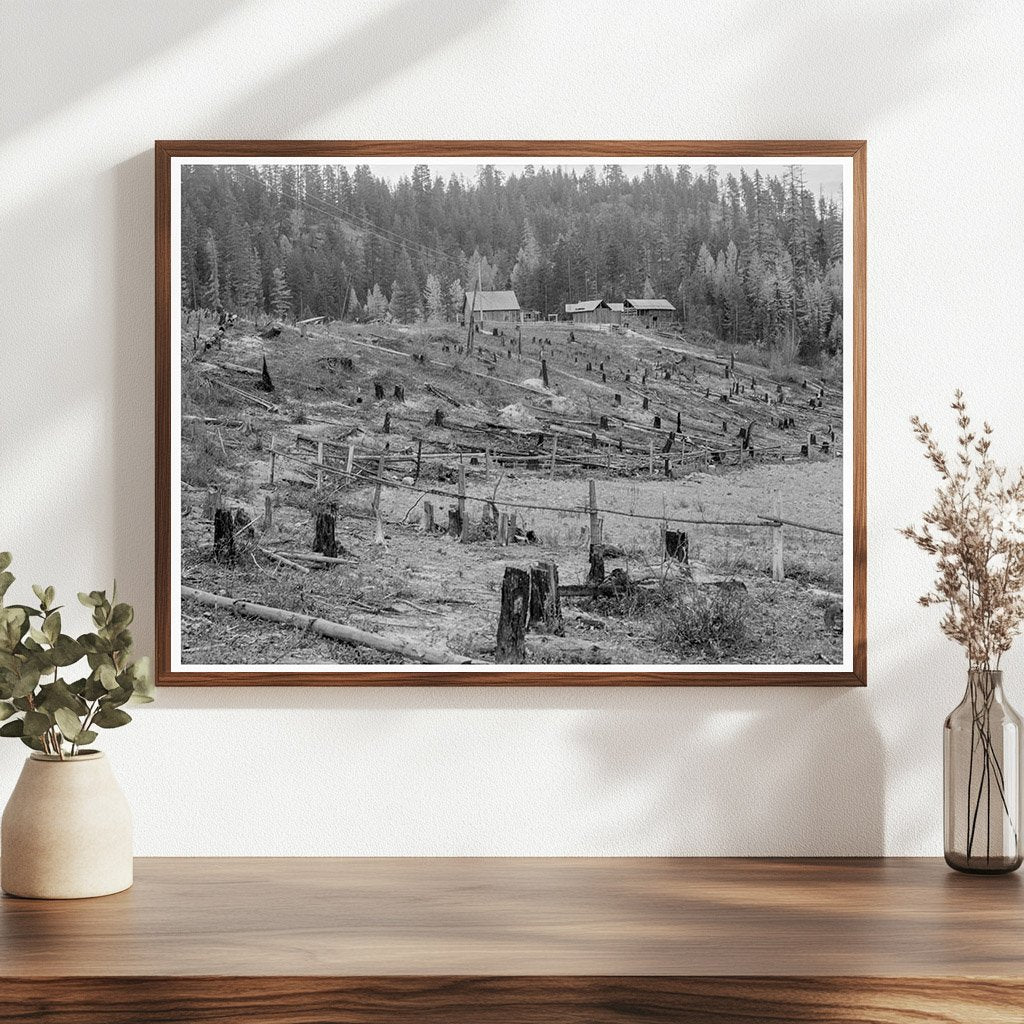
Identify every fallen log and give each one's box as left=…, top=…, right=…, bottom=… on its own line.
left=180, top=587, right=486, bottom=665
left=258, top=548, right=310, bottom=574
left=269, top=550, right=351, bottom=565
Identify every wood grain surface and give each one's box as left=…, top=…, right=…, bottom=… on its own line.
left=155, top=139, right=867, bottom=687
left=2, top=857, right=1020, bottom=1023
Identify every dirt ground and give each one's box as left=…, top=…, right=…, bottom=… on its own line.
left=179, top=316, right=845, bottom=668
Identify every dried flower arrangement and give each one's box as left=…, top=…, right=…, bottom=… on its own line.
left=903, top=390, right=1024, bottom=870
left=902, top=390, right=1024, bottom=670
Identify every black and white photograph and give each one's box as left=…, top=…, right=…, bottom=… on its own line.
left=168, top=150, right=856, bottom=678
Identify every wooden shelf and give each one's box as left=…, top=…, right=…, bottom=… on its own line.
left=2, top=857, right=1022, bottom=1022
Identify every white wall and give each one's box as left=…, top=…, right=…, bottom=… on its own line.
left=1, top=0, right=1022, bottom=856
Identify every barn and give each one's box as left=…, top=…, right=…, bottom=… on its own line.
left=462, top=290, right=522, bottom=324
left=565, top=299, right=616, bottom=324
left=606, top=301, right=625, bottom=324
left=623, top=297, right=676, bottom=328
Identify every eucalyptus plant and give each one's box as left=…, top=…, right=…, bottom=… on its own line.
left=0, top=553, right=153, bottom=759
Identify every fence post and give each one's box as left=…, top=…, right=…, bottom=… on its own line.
left=458, top=464, right=468, bottom=543
left=648, top=438, right=655, bottom=477
left=373, top=456, right=384, bottom=512
left=316, top=441, right=325, bottom=491
left=498, top=511, right=508, bottom=546
left=771, top=497, right=785, bottom=582
left=423, top=501, right=434, bottom=533
left=588, top=479, right=605, bottom=584
left=269, top=435, right=277, bottom=486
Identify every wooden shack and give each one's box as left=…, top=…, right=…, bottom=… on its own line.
left=622, top=297, right=676, bottom=329
left=462, top=290, right=522, bottom=325
left=565, top=299, right=616, bottom=324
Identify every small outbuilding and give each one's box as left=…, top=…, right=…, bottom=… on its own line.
left=565, top=299, right=617, bottom=324
left=462, top=290, right=522, bottom=324
left=623, top=297, right=676, bottom=328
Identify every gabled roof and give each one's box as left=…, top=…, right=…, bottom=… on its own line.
left=464, top=290, right=521, bottom=312
left=607, top=302, right=625, bottom=312
left=625, top=297, right=676, bottom=311
left=565, top=299, right=607, bottom=314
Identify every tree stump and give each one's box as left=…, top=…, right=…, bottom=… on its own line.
left=496, top=567, right=531, bottom=664
left=374, top=383, right=385, bottom=400
left=541, top=358, right=549, bottom=388
left=313, top=504, right=339, bottom=558
left=423, top=501, right=434, bottom=533
left=258, top=356, right=275, bottom=393
left=664, top=530, right=689, bottom=563
left=213, top=508, right=235, bottom=564
left=448, top=508, right=462, bottom=538
left=529, top=562, right=563, bottom=635
left=434, top=408, right=445, bottom=428
left=394, top=385, right=405, bottom=402
left=653, top=414, right=661, bottom=429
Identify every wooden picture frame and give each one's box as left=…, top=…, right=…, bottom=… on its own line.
left=156, top=140, right=866, bottom=686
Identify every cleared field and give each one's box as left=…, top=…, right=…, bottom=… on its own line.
left=179, top=315, right=844, bottom=668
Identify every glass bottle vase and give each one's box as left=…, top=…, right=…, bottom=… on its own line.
left=944, top=669, right=1023, bottom=873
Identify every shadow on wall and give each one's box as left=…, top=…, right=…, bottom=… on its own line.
left=0, top=1, right=246, bottom=139
left=107, top=0, right=507, bottom=657
left=573, top=687, right=884, bottom=856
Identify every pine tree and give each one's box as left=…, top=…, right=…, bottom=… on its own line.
left=448, top=278, right=465, bottom=322
left=270, top=266, right=291, bottom=319
left=389, top=248, right=421, bottom=323
left=424, top=273, right=445, bottom=322
left=365, top=283, right=388, bottom=319
left=199, top=228, right=220, bottom=309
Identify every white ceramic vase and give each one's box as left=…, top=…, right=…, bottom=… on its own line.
left=1, top=751, right=133, bottom=899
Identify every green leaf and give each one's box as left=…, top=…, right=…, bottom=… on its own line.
left=0, top=552, right=11, bottom=573
left=98, top=663, right=118, bottom=690
left=0, top=571, right=14, bottom=602
left=78, top=592, right=100, bottom=608
left=22, top=710, right=51, bottom=738
left=75, top=730, right=97, bottom=747
left=49, top=635, right=85, bottom=667
left=93, top=705, right=131, bottom=729
left=0, top=606, right=27, bottom=651
left=83, top=675, right=108, bottom=701
left=11, top=665, right=41, bottom=699
left=44, top=586, right=55, bottom=608
left=0, top=718, right=24, bottom=737
left=0, top=701, right=15, bottom=721
left=19, top=734, right=45, bottom=752
left=36, top=678, right=88, bottom=716
left=28, top=626, right=49, bottom=646
left=110, top=603, right=134, bottom=629
left=42, top=611, right=60, bottom=644
left=31, top=584, right=48, bottom=609
left=53, top=707, right=85, bottom=742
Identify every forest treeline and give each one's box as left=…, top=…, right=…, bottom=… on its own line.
left=181, top=162, right=844, bottom=364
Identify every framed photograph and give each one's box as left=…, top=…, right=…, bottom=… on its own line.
left=156, top=141, right=865, bottom=686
